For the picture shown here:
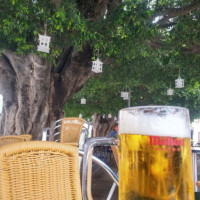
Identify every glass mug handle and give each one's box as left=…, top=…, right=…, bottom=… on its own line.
left=82, top=137, right=119, bottom=200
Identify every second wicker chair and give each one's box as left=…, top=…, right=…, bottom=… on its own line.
left=48, top=117, right=85, bottom=147
left=0, top=135, right=26, bottom=147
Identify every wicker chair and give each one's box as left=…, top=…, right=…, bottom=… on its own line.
left=60, top=118, right=85, bottom=144
left=45, top=117, right=85, bottom=147
left=20, top=134, right=32, bottom=141
left=0, top=135, right=26, bottom=147
left=0, top=141, right=82, bottom=200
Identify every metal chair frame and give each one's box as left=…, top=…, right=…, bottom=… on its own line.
left=42, top=118, right=90, bottom=149
left=192, top=147, right=200, bottom=192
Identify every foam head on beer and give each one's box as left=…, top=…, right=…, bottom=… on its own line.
left=119, top=106, right=190, bottom=138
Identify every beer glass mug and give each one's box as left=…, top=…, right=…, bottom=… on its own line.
left=119, top=106, right=194, bottom=200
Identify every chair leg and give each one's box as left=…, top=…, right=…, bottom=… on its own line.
left=106, top=182, right=117, bottom=200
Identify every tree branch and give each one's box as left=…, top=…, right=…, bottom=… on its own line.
left=182, top=45, right=200, bottom=54
left=53, top=47, right=73, bottom=73
left=153, top=0, right=200, bottom=26
left=51, top=0, right=61, bottom=9
left=158, top=22, right=177, bottom=29
left=147, top=36, right=163, bottom=49
left=77, top=0, right=120, bottom=19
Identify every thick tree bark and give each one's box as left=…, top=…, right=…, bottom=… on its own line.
left=0, top=45, right=93, bottom=140
left=92, top=113, right=116, bottom=137
left=48, top=45, right=93, bottom=125
left=0, top=52, right=51, bottom=139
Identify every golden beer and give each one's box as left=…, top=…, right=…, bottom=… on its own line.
left=119, top=106, right=194, bottom=200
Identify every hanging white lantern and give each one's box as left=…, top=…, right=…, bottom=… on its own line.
left=190, top=12, right=197, bottom=21
left=121, top=91, right=125, bottom=97
left=175, top=77, right=184, bottom=88
left=167, top=88, right=174, bottom=96
left=81, top=97, right=86, bottom=104
left=175, top=69, right=184, bottom=88
left=91, top=58, right=103, bottom=73
left=123, top=92, right=129, bottom=100
left=108, top=113, right=112, bottom=118
left=79, top=113, right=82, bottom=118
left=37, top=34, right=51, bottom=53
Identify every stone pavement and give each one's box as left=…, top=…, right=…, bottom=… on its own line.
left=91, top=156, right=118, bottom=200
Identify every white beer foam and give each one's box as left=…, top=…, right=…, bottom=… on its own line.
left=119, top=106, right=190, bottom=138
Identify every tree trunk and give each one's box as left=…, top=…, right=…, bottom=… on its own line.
left=0, top=52, right=51, bottom=140
left=0, top=45, right=93, bottom=140
left=92, top=113, right=116, bottom=137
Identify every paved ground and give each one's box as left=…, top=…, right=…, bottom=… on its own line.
left=91, top=155, right=118, bottom=200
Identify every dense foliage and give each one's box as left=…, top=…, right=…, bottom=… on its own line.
left=65, top=0, right=200, bottom=121
left=65, top=52, right=200, bottom=121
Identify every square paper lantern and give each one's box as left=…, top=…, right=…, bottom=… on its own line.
left=81, top=97, right=86, bottom=104
left=123, top=92, right=129, bottom=100
left=37, top=35, right=51, bottom=53
left=175, top=77, right=184, bottom=88
left=167, top=88, right=174, bottom=96
left=121, top=91, right=125, bottom=98
left=92, top=58, right=103, bottom=73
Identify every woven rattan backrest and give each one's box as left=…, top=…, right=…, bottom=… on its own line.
left=20, top=134, right=32, bottom=141
left=0, top=141, right=82, bottom=200
left=0, top=135, right=26, bottom=147
left=60, top=117, right=84, bottom=144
